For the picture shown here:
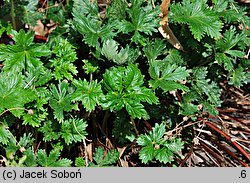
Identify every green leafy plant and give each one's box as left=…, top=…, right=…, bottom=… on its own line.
left=0, top=0, right=249, bottom=167
left=49, top=80, right=77, bottom=122
left=115, top=0, right=160, bottom=44
left=137, top=123, right=184, bottom=164
left=101, top=39, right=140, bottom=65
left=0, top=21, right=12, bottom=37
left=49, top=38, right=78, bottom=80
left=180, top=67, right=222, bottom=116
left=170, top=0, right=222, bottom=41
left=36, top=146, right=72, bottom=167
left=229, top=66, right=250, bottom=87
left=39, top=118, right=88, bottom=145
left=60, top=118, right=88, bottom=145
left=72, top=79, right=104, bottom=112
left=0, top=122, right=12, bottom=145
left=112, top=111, right=135, bottom=144
left=91, top=147, right=119, bottom=167
left=215, top=27, right=246, bottom=71
left=72, top=0, right=116, bottom=48
left=75, top=147, right=119, bottom=167
left=102, top=64, right=159, bottom=119
left=0, top=71, right=35, bottom=117
left=148, top=60, right=189, bottom=92
left=144, top=40, right=190, bottom=92
left=0, top=30, right=51, bottom=72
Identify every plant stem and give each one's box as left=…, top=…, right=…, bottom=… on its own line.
left=130, top=118, right=139, bottom=137
left=0, top=122, right=21, bottom=148
left=89, top=72, right=93, bottom=82
left=0, top=107, right=28, bottom=117
left=72, top=117, right=89, bottom=167
left=10, top=0, right=16, bottom=30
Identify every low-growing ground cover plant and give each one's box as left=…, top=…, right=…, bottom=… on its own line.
left=0, top=0, right=249, bottom=167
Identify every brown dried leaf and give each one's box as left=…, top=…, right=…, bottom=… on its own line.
left=158, top=26, right=183, bottom=50
left=26, top=19, right=58, bottom=38
left=159, top=0, right=170, bottom=26
left=27, top=19, right=45, bottom=36
left=106, top=138, right=114, bottom=149
left=117, top=146, right=127, bottom=159
left=45, top=20, right=58, bottom=35
left=159, top=0, right=183, bottom=51
left=119, top=159, right=129, bottom=167
left=86, top=143, right=93, bottom=162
